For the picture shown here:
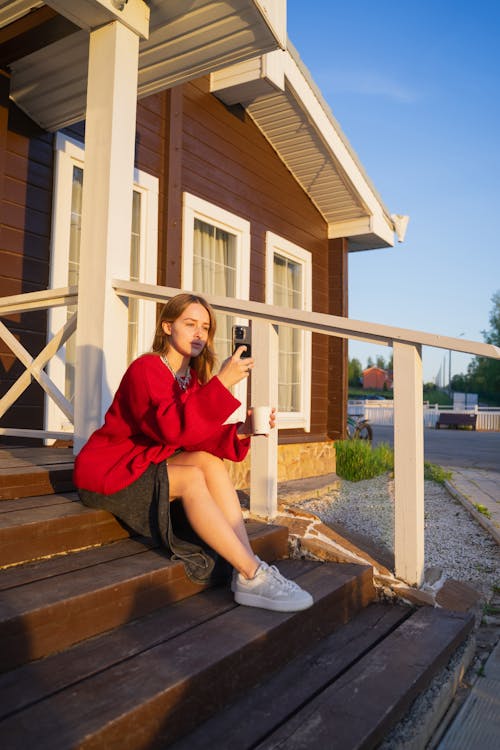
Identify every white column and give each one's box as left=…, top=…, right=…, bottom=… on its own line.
left=393, top=341, right=425, bottom=585
left=74, top=21, right=140, bottom=452
left=250, top=319, right=279, bottom=518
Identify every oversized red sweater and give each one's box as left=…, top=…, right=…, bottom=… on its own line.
left=73, top=353, right=250, bottom=494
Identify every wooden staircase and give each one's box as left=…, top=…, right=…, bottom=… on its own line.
left=0, top=447, right=474, bottom=749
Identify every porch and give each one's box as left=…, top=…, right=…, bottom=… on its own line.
left=0, top=444, right=476, bottom=748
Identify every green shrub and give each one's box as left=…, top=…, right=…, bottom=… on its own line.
left=335, top=440, right=394, bottom=482
left=424, top=462, right=452, bottom=484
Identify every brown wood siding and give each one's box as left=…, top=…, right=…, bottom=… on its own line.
left=179, top=77, right=334, bottom=441
left=0, top=77, right=348, bottom=444
left=0, top=90, right=54, bottom=435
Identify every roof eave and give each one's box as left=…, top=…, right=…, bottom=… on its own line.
left=211, top=43, right=407, bottom=252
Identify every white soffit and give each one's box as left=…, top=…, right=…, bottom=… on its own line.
left=211, top=42, right=396, bottom=252
left=7, top=0, right=286, bottom=131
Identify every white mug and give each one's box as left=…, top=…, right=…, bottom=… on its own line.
left=250, top=405, right=270, bottom=436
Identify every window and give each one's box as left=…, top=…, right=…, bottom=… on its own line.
left=182, top=193, right=250, bottom=419
left=46, top=133, right=159, bottom=432
left=266, top=232, right=312, bottom=430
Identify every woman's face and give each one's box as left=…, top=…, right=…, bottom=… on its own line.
left=162, top=302, right=211, bottom=359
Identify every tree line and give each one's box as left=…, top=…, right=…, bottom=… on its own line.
left=349, top=290, right=500, bottom=404
left=450, top=290, right=500, bottom=402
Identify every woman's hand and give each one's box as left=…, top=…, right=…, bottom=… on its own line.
left=217, top=346, right=254, bottom=389
left=237, top=407, right=277, bottom=438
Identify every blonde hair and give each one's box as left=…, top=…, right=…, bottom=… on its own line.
left=152, top=293, right=217, bottom=384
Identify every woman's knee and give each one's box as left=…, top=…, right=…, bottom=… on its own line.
left=187, top=451, right=224, bottom=471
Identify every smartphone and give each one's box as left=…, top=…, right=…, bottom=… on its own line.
left=232, top=324, right=252, bottom=358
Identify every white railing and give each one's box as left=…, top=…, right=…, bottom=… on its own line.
left=0, top=287, right=78, bottom=441
left=1, top=279, right=499, bottom=587
left=350, top=400, right=500, bottom=431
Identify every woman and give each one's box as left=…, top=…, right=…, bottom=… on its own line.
left=74, top=293, right=312, bottom=612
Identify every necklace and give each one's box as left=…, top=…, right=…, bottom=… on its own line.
left=161, top=355, right=192, bottom=390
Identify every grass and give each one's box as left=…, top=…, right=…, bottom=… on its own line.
left=483, top=602, right=500, bottom=617
left=335, top=439, right=394, bottom=482
left=424, top=462, right=452, bottom=485
left=336, top=444, right=457, bottom=486
left=474, top=503, right=492, bottom=519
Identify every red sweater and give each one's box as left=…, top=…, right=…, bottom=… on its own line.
left=73, top=353, right=250, bottom=494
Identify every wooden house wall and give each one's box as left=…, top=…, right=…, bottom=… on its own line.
left=0, top=80, right=348, bottom=441
left=0, top=78, right=54, bottom=434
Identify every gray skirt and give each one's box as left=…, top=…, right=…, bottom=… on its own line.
left=78, top=460, right=230, bottom=585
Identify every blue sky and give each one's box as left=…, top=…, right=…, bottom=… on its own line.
left=287, top=1, right=500, bottom=384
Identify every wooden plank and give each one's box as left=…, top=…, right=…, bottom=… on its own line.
left=164, top=85, right=183, bottom=287
left=171, top=603, right=411, bottom=750
left=0, top=547, right=199, bottom=671
left=0, top=586, right=236, bottom=720
left=0, top=492, right=77, bottom=513
left=0, top=523, right=291, bottom=670
left=0, top=465, right=74, bottom=499
left=0, top=563, right=373, bottom=749
left=0, top=501, right=130, bottom=567
left=0, top=562, right=318, bottom=720
left=0, top=521, right=287, bottom=589
left=0, top=447, right=74, bottom=468
left=0, top=537, right=155, bottom=590
left=254, top=606, right=474, bottom=750
left=0, top=501, right=286, bottom=568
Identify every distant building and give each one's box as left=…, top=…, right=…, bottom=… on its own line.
left=362, top=366, right=393, bottom=391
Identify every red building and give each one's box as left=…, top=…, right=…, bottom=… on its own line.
left=362, top=366, right=393, bottom=391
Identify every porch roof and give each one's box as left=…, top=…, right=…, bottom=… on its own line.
left=0, top=2, right=404, bottom=252
left=211, top=42, right=404, bottom=252
left=1, top=0, right=285, bottom=130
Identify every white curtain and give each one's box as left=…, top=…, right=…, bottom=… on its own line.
left=273, top=253, right=302, bottom=412
left=64, top=166, right=83, bottom=401
left=127, top=191, right=141, bottom=363
left=65, top=168, right=142, bottom=399
left=193, top=218, right=236, bottom=360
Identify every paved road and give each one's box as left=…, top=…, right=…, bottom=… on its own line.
left=372, top=424, right=500, bottom=471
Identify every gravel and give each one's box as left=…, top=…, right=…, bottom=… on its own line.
left=294, top=474, right=500, bottom=748
left=297, top=474, right=499, bottom=600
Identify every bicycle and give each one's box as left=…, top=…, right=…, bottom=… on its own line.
left=347, top=414, right=373, bottom=442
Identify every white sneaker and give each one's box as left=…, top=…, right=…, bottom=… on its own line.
left=233, top=561, right=313, bottom=612
left=231, top=555, right=263, bottom=592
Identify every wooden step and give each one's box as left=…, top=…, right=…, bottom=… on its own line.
left=0, top=561, right=375, bottom=749
left=0, top=492, right=130, bottom=567
left=171, top=605, right=474, bottom=750
left=0, top=447, right=74, bottom=500
left=234, top=607, right=473, bottom=750
left=170, top=602, right=413, bottom=750
left=0, top=520, right=289, bottom=672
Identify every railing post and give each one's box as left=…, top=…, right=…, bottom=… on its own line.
left=393, top=341, right=425, bottom=586
left=74, top=21, right=141, bottom=452
left=250, top=319, right=279, bottom=518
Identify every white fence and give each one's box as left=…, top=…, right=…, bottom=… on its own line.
left=349, top=400, right=500, bottom=431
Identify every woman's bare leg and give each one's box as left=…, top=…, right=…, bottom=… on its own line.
left=168, top=451, right=253, bottom=556
left=167, top=462, right=259, bottom=579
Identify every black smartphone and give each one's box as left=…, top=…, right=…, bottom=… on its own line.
left=232, top=324, right=252, bottom=358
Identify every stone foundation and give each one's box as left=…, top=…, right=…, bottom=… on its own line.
left=227, top=440, right=336, bottom=490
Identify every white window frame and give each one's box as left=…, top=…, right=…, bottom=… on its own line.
left=265, top=231, right=312, bottom=431
left=45, top=132, right=159, bottom=433
left=181, top=192, right=250, bottom=421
